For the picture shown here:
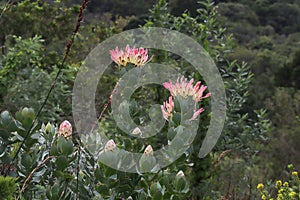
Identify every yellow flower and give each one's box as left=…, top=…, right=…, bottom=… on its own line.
left=278, top=189, right=284, bottom=194
left=276, top=180, right=282, bottom=188
left=289, top=192, right=296, bottom=197
left=292, top=171, right=298, bottom=177
left=262, top=195, right=267, bottom=200
left=277, top=193, right=283, bottom=200
left=288, top=164, right=294, bottom=170
left=283, top=182, right=289, bottom=187
left=257, top=183, right=264, bottom=190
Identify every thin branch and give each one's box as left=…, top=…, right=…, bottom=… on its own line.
left=0, top=0, right=13, bottom=19
left=76, top=145, right=81, bottom=200
left=21, top=156, right=56, bottom=193
left=90, top=79, right=121, bottom=132
left=5, top=0, right=89, bottom=176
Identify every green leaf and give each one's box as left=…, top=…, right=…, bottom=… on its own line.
left=21, top=153, right=33, bottom=169
left=94, top=167, right=103, bottom=181
left=1, top=111, right=11, bottom=124
left=61, top=140, right=73, bottom=156
left=55, top=155, right=68, bottom=171
left=50, top=146, right=58, bottom=156
left=139, top=177, right=149, bottom=190
left=167, top=128, right=176, bottom=140
left=174, top=177, right=186, bottom=192
left=96, top=183, right=110, bottom=196
left=57, top=136, right=67, bottom=154
left=51, top=183, right=60, bottom=199
left=150, top=182, right=162, bottom=197
left=173, top=113, right=181, bottom=126
left=139, top=154, right=157, bottom=173
left=151, top=191, right=163, bottom=200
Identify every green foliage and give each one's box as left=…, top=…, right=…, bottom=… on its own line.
left=223, top=15, right=300, bottom=187
left=218, top=3, right=259, bottom=25
left=0, top=108, right=38, bottom=171
left=0, top=176, right=18, bottom=200
left=145, top=0, right=270, bottom=198
left=0, top=35, right=43, bottom=85
left=0, top=36, right=72, bottom=121
left=0, top=0, right=277, bottom=199
left=0, top=0, right=78, bottom=48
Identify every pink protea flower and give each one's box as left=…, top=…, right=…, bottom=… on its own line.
left=163, top=76, right=211, bottom=102
left=161, top=76, right=210, bottom=121
left=161, top=96, right=174, bottom=121
left=58, top=120, right=72, bottom=138
left=109, top=45, right=153, bottom=67
left=110, top=46, right=126, bottom=66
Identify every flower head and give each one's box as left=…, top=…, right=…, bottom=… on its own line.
left=132, top=127, right=142, bottom=136
left=161, top=76, right=210, bottom=121
left=144, top=145, right=153, bottom=156
left=289, top=192, right=296, bottom=198
left=288, top=164, right=294, bottom=170
left=292, top=171, right=298, bottom=177
left=176, top=170, right=185, bottom=177
left=276, top=180, right=282, bottom=188
left=45, top=122, right=52, bottom=133
left=104, top=139, right=116, bottom=152
left=58, top=120, right=72, bottom=138
left=257, top=183, right=264, bottom=190
left=161, top=96, right=174, bottom=121
left=110, top=45, right=153, bottom=67
left=163, top=76, right=211, bottom=102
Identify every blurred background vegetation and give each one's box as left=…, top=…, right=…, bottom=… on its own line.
left=0, top=0, right=300, bottom=199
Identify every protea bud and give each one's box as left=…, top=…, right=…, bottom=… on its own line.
left=104, top=139, right=116, bottom=152
left=132, top=127, right=142, bottom=136
left=176, top=170, right=185, bottom=177
left=45, top=122, right=51, bottom=133
left=58, top=120, right=72, bottom=138
left=144, top=145, right=153, bottom=156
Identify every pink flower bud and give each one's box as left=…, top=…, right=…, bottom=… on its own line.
left=58, top=120, right=72, bottom=138
left=132, top=127, right=142, bottom=136
left=176, top=170, right=185, bottom=177
left=104, top=139, right=116, bottom=152
left=144, top=145, right=153, bottom=156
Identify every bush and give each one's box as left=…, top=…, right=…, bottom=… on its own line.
left=0, top=176, right=18, bottom=200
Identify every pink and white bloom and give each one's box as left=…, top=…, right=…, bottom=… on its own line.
left=163, top=76, right=211, bottom=102
left=58, top=120, right=72, bottom=138
left=161, top=76, right=210, bottom=121
left=144, top=145, right=153, bottom=156
left=161, top=96, right=175, bottom=121
left=110, top=45, right=153, bottom=67
left=132, top=127, right=142, bottom=136
left=104, top=139, right=116, bottom=152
